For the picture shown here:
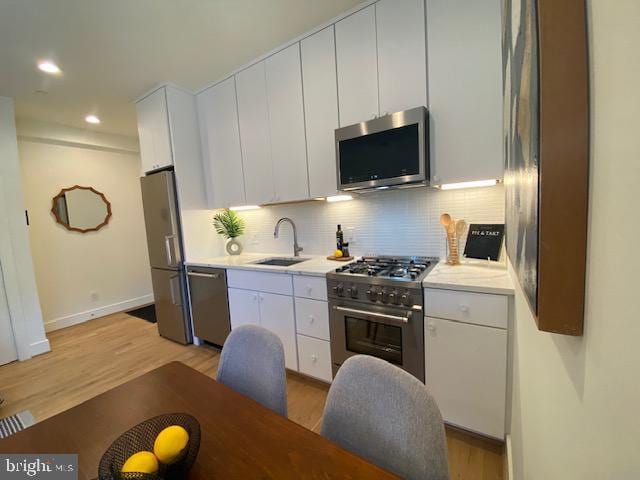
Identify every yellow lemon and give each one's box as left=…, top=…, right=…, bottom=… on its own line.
left=121, top=451, right=159, bottom=474
left=153, top=425, right=190, bottom=464
left=333, top=249, right=343, bottom=258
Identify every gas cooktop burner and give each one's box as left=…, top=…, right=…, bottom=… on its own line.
left=333, top=256, right=437, bottom=282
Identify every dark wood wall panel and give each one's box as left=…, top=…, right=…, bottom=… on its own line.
left=536, top=0, right=589, bottom=335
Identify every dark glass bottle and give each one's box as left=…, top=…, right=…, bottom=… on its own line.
left=336, top=224, right=344, bottom=251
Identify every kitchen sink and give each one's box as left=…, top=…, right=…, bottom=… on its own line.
left=253, top=257, right=309, bottom=267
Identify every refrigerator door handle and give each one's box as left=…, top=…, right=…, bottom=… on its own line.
left=169, top=275, right=181, bottom=306
left=164, top=234, right=177, bottom=267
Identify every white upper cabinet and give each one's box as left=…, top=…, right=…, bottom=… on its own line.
left=335, top=5, right=379, bottom=126
left=236, top=61, right=275, bottom=205
left=136, top=88, right=173, bottom=174
left=376, top=0, right=428, bottom=115
left=164, top=87, right=207, bottom=210
left=426, top=0, right=503, bottom=184
left=265, top=44, right=309, bottom=203
left=301, top=26, right=340, bottom=198
left=190, top=0, right=503, bottom=201
left=136, top=86, right=207, bottom=210
left=197, top=78, right=246, bottom=208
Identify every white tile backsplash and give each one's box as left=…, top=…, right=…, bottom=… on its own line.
left=203, top=185, right=505, bottom=260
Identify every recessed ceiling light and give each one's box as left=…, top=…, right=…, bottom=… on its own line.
left=37, top=61, right=61, bottom=74
left=85, top=115, right=101, bottom=125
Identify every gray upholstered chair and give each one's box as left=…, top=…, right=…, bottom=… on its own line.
left=321, top=355, right=449, bottom=480
left=216, top=324, right=288, bottom=416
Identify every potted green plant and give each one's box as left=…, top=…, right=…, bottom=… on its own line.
left=213, top=209, right=246, bottom=255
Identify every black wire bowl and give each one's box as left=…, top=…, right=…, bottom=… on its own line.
left=98, top=413, right=200, bottom=480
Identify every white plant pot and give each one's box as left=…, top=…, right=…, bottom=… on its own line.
left=225, top=238, right=243, bottom=256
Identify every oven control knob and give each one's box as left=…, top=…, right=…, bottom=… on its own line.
left=388, top=290, right=398, bottom=304
left=367, top=287, right=377, bottom=301
left=333, top=283, right=344, bottom=296
left=401, top=291, right=412, bottom=306
left=349, top=285, right=359, bottom=299
left=381, top=289, right=390, bottom=303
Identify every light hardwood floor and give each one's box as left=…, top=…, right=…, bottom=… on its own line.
left=0, top=312, right=503, bottom=479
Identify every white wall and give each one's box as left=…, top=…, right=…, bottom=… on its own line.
left=0, top=98, right=49, bottom=359
left=508, top=1, right=640, bottom=478
left=17, top=121, right=153, bottom=332
left=198, top=184, right=505, bottom=259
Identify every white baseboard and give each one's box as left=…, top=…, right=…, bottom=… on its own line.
left=505, top=434, right=514, bottom=480
left=29, top=339, right=51, bottom=357
left=44, top=294, right=154, bottom=332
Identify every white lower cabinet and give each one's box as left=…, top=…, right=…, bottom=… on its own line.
left=226, top=270, right=333, bottom=382
left=297, top=334, right=332, bottom=383
left=227, top=286, right=298, bottom=371
left=294, top=297, right=330, bottom=341
left=294, top=275, right=332, bottom=383
left=424, top=312, right=507, bottom=439
left=259, top=292, right=298, bottom=371
left=228, top=288, right=260, bottom=329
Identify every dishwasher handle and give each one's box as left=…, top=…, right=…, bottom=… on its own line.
left=188, top=271, right=221, bottom=279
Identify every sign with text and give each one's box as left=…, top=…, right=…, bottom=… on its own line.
left=0, top=454, right=77, bottom=479
left=464, top=224, right=505, bottom=261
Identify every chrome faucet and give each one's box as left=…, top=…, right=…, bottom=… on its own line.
left=274, top=217, right=303, bottom=257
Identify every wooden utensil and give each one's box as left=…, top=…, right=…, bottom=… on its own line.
left=440, top=213, right=451, bottom=233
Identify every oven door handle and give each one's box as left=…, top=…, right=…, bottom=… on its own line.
left=332, top=306, right=411, bottom=324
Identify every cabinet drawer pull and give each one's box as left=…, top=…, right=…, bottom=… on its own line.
left=308, top=315, right=315, bottom=323
left=311, top=354, right=318, bottom=363
left=459, top=304, right=469, bottom=313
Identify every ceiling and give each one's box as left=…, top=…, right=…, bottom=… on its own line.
left=0, top=0, right=362, bottom=137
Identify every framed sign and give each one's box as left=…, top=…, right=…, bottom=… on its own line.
left=464, top=224, right=504, bottom=261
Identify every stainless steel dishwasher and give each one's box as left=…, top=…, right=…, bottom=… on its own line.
left=186, top=267, right=231, bottom=346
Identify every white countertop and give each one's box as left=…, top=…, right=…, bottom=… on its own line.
left=422, top=260, right=514, bottom=295
left=185, top=253, right=347, bottom=277
left=186, top=254, right=515, bottom=294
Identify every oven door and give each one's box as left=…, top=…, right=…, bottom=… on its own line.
left=329, top=299, right=424, bottom=382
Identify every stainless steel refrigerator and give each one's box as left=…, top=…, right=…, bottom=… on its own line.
left=140, top=170, right=192, bottom=344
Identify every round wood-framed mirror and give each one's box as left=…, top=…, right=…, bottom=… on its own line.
left=51, top=185, right=112, bottom=233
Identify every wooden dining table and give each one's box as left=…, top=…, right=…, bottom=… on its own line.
left=0, top=361, right=398, bottom=479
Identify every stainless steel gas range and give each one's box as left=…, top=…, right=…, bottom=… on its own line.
left=326, top=256, right=438, bottom=382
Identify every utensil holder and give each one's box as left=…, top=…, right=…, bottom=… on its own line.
left=446, top=233, right=461, bottom=265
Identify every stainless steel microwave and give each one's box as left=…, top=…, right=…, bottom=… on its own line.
left=335, top=106, right=429, bottom=192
